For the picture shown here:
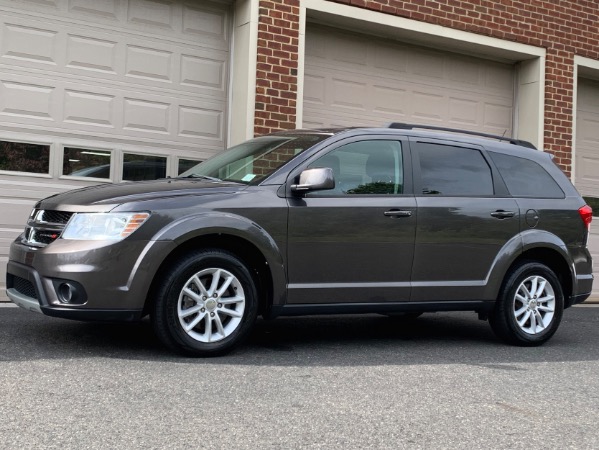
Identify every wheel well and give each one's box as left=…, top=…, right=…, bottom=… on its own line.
left=509, top=248, right=573, bottom=300
left=144, top=234, right=273, bottom=317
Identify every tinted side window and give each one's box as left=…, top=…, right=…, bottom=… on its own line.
left=308, top=140, right=404, bottom=195
left=489, top=152, right=565, bottom=198
left=417, top=142, right=493, bottom=196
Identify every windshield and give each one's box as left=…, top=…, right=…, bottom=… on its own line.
left=179, top=134, right=330, bottom=184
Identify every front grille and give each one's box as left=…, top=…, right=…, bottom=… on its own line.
left=12, top=276, right=38, bottom=300
left=25, top=228, right=60, bottom=245
left=21, top=209, right=73, bottom=247
left=37, top=210, right=72, bottom=225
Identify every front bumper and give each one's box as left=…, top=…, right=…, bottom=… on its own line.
left=7, top=260, right=145, bottom=321
left=7, top=286, right=42, bottom=313
left=8, top=288, right=142, bottom=321
left=6, top=237, right=175, bottom=321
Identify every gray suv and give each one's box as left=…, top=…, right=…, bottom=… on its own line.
left=6, top=124, right=593, bottom=356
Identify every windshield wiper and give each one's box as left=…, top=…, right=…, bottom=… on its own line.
left=180, top=174, right=222, bottom=182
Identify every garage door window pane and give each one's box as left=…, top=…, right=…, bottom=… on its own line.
left=417, top=143, right=493, bottom=196
left=123, top=153, right=166, bottom=181
left=178, top=158, right=202, bottom=175
left=63, top=148, right=112, bottom=179
left=0, top=141, right=50, bottom=174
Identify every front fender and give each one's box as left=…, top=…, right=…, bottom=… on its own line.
left=148, top=211, right=287, bottom=306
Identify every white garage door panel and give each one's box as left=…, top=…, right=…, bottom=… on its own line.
left=0, top=10, right=229, bottom=149
left=303, top=25, right=514, bottom=135
left=1, top=16, right=229, bottom=99
left=576, top=79, right=599, bottom=198
left=0, top=0, right=232, bottom=301
left=3, top=0, right=231, bottom=51
left=576, top=79, right=599, bottom=299
left=0, top=70, right=225, bottom=147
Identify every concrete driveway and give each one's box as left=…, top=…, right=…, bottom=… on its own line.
left=1, top=304, right=599, bottom=449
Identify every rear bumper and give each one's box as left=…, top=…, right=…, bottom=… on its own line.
left=568, top=292, right=592, bottom=307
left=568, top=272, right=594, bottom=308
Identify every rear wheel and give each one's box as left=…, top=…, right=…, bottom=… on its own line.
left=152, top=249, right=258, bottom=356
left=489, top=261, right=564, bottom=346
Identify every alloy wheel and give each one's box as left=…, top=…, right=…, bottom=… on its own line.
left=177, top=268, right=246, bottom=343
left=512, top=275, right=555, bottom=335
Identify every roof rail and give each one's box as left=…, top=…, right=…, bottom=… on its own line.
left=386, top=122, right=537, bottom=149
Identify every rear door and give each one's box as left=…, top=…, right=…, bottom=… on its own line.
left=410, top=138, right=520, bottom=301
left=286, top=137, right=416, bottom=304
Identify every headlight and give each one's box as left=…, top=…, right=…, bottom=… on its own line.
left=61, top=212, right=150, bottom=241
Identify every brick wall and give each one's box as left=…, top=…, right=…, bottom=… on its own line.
left=255, top=0, right=599, bottom=175
left=255, top=0, right=301, bottom=136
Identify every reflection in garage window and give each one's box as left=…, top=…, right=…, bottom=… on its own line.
left=63, top=147, right=112, bottom=179
left=123, top=153, right=167, bottom=181
left=178, top=158, right=202, bottom=175
left=0, top=141, right=50, bottom=174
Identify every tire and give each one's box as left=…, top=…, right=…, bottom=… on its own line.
left=489, top=261, right=564, bottom=346
left=151, top=249, right=258, bottom=356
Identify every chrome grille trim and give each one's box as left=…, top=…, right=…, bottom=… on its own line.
left=36, top=210, right=73, bottom=225
left=21, top=209, right=74, bottom=247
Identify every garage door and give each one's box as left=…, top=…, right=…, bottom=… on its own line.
left=575, top=78, right=599, bottom=198
left=0, top=0, right=232, bottom=299
left=303, top=24, right=514, bottom=135
left=576, top=78, right=599, bottom=299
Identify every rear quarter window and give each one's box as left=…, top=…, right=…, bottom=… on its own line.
left=489, top=152, right=565, bottom=198
left=417, top=142, right=493, bottom=196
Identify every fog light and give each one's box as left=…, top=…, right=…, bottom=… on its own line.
left=52, top=279, right=87, bottom=304
left=57, top=283, right=74, bottom=303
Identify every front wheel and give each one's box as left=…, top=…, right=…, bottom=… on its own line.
left=151, top=249, right=258, bottom=356
left=489, top=261, right=564, bottom=346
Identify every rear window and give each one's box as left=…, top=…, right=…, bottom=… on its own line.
left=490, top=152, right=565, bottom=198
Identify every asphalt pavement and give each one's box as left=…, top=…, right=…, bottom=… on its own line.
left=1, top=303, right=598, bottom=449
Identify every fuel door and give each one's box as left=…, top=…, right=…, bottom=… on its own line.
left=525, top=209, right=540, bottom=228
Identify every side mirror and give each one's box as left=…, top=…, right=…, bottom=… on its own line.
left=291, top=167, right=335, bottom=193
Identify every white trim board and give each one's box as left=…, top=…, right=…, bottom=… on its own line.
left=229, top=0, right=259, bottom=146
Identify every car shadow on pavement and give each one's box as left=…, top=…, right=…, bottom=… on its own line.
left=1, top=306, right=597, bottom=366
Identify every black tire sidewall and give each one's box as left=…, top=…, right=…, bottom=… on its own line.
left=154, top=249, right=258, bottom=356
left=492, top=262, right=564, bottom=346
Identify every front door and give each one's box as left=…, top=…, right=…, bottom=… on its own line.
left=286, top=138, right=416, bottom=304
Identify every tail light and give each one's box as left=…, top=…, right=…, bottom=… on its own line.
left=579, top=205, right=593, bottom=230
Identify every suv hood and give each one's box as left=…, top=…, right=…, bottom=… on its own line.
left=36, top=179, right=245, bottom=211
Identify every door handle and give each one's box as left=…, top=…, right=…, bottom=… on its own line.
left=491, top=210, right=515, bottom=219
left=384, top=210, right=412, bottom=218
